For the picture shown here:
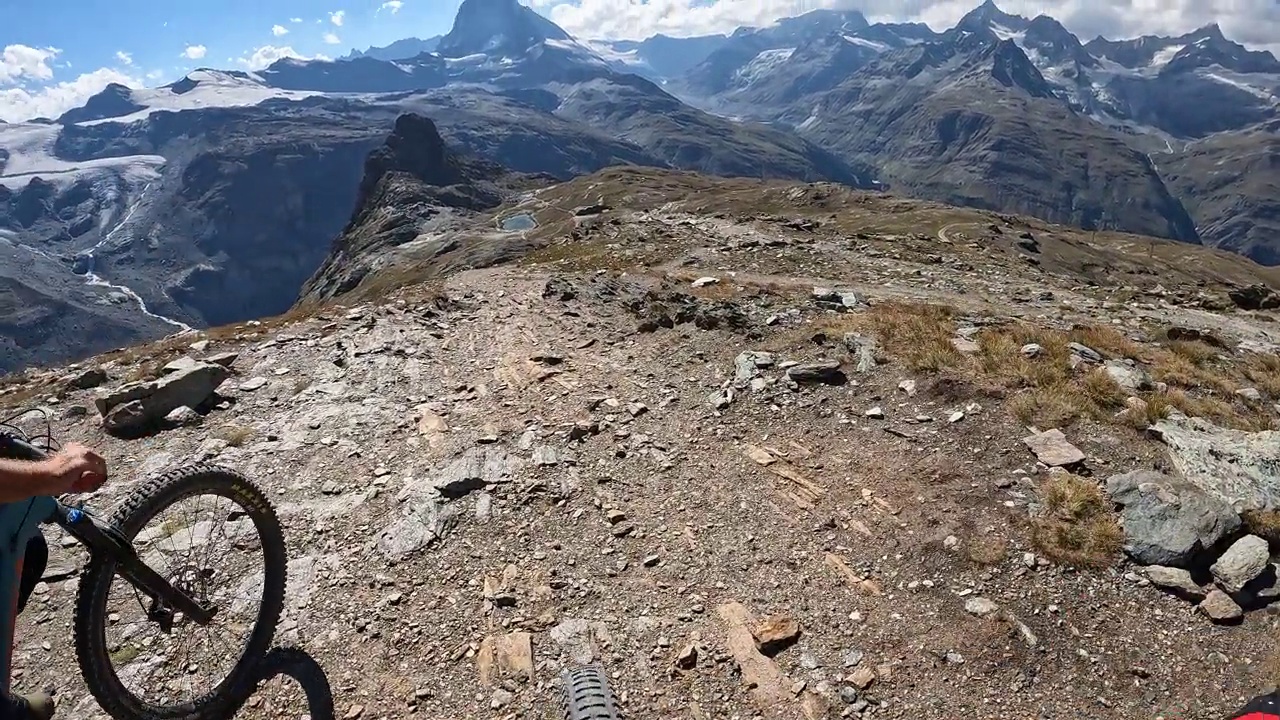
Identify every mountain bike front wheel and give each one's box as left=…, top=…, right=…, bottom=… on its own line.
left=73, top=465, right=287, bottom=720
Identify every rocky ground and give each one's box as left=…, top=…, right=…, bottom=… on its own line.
left=4, top=174, right=1280, bottom=720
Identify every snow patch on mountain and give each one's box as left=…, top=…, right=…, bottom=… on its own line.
left=989, top=23, right=1025, bottom=43
left=735, top=48, right=796, bottom=84
left=0, top=124, right=165, bottom=189
left=843, top=36, right=890, bottom=52
left=79, top=70, right=321, bottom=127
left=1204, top=72, right=1279, bottom=103
left=1150, top=45, right=1185, bottom=68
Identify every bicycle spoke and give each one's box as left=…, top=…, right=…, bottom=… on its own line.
left=99, top=490, right=268, bottom=708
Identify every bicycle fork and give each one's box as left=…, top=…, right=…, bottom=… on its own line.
left=54, top=505, right=217, bottom=626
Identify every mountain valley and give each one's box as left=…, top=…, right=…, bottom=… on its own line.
left=1, top=0, right=1279, bottom=371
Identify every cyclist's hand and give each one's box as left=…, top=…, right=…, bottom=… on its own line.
left=43, top=443, right=108, bottom=494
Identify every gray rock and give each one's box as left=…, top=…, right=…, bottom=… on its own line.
left=433, top=448, right=521, bottom=498
left=65, top=367, right=108, bottom=390
left=1022, top=429, right=1085, bottom=467
left=163, top=406, right=203, bottom=427
left=734, top=351, right=775, bottom=388
left=161, top=357, right=206, bottom=375
left=964, top=597, right=999, bottom=617
left=864, top=407, right=884, bottom=419
left=1151, top=414, right=1280, bottom=513
left=1199, top=589, right=1244, bottom=623
left=842, top=334, right=879, bottom=373
left=1107, top=470, right=1242, bottom=567
left=377, top=495, right=460, bottom=562
left=532, top=446, right=561, bottom=467
left=691, top=276, right=719, bottom=288
left=239, top=377, right=269, bottom=392
left=1237, top=387, right=1264, bottom=403
left=709, top=388, right=734, bottom=410
left=550, top=618, right=610, bottom=665
left=1211, top=535, right=1271, bottom=593
left=206, top=351, right=239, bottom=368
left=95, top=361, right=230, bottom=435
left=1068, top=343, right=1103, bottom=363
left=786, top=361, right=847, bottom=385
left=898, top=379, right=917, bottom=396
left=1142, top=565, right=1209, bottom=601
left=841, top=649, right=864, bottom=668
left=951, top=337, right=979, bottom=354
left=1104, top=360, right=1154, bottom=392
left=1020, top=343, right=1042, bottom=358
left=813, top=287, right=865, bottom=310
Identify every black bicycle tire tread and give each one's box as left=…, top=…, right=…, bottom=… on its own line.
left=561, top=665, right=624, bottom=720
left=72, top=464, right=288, bottom=720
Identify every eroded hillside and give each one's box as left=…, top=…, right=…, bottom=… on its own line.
left=4, top=170, right=1280, bottom=720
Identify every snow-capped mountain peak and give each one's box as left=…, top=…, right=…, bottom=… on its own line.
left=437, top=0, right=571, bottom=59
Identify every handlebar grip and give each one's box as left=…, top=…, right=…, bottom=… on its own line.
left=0, top=434, right=49, bottom=462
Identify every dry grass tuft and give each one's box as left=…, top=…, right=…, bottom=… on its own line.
left=216, top=424, right=256, bottom=447
left=859, top=302, right=963, bottom=372
left=1031, top=473, right=1123, bottom=568
left=1079, top=368, right=1128, bottom=412
left=1167, top=340, right=1219, bottom=367
left=1008, top=387, right=1082, bottom=428
left=974, top=324, right=1071, bottom=389
left=1152, top=351, right=1237, bottom=396
left=1243, top=510, right=1280, bottom=546
left=1069, top=325, right=1145, bottom=360
left=1246, top=353, right=1280, bottom=398
left=966, top=536, right=1009, bottom=566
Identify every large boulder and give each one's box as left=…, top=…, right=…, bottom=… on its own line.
left=94, top=360, right=230, bottom=435
left=1106, top=470, right=1242, bottom=567
left=1150, top=415, right=1280, bottom=513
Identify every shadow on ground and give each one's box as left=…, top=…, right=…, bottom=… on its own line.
left=235, top=646, right=335, bottom=720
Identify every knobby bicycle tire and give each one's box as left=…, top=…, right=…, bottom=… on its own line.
left=73, top=465, right=287, bottom=720
left=561, top=665, right=624, bottom=720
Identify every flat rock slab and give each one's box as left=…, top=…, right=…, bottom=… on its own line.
left=1151, top=414, right=1280, bottom=513
left=786, top=360, right=847, bottom=385
left=1106, top=470, right=1241, bottom=568
left=1211, top=535, right=1271, bottom=593
left=1142, top=565, right=1209, bottom=601
left=1022, top=429, right=1085, bottom=467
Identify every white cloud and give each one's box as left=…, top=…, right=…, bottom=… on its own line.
left=0, top=45, right=61, bottom=84
left=115, top=50, right=134, bottom=66
left=182, top=44, right=207, bottom=60
left=323, top=32, right=342, bottom=45
left=532, top=0, right=1280, bottom=51
left=380, top=1, right=404, bottom=13
left=146, top=69, right=164, bottom=81
left=290, top=17, right=303, bottom=23
left=0, top=67, right=142, bottom=123
left=272, top=24, right=289, bottom=37
left=329, top=10, right=345, bottom=26
left=237, top=45, right=331, bottom=70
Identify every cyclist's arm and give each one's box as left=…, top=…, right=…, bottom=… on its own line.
left=0, top=459, right=62, bottom=503
left=0, top=444, right=107, bottom=502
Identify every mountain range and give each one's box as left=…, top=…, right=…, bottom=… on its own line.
left=2, top=0, right=1279, bottom=370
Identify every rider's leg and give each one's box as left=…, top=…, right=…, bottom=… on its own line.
left=4, top=535, right=53, bottom=719
left=16, top=534, right=45, bottom=615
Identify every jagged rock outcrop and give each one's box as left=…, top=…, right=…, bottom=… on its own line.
left=300, top=114, right=516, bottom=302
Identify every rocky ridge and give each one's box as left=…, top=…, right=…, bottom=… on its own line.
left=5, top=169, right=1280, bottom=719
